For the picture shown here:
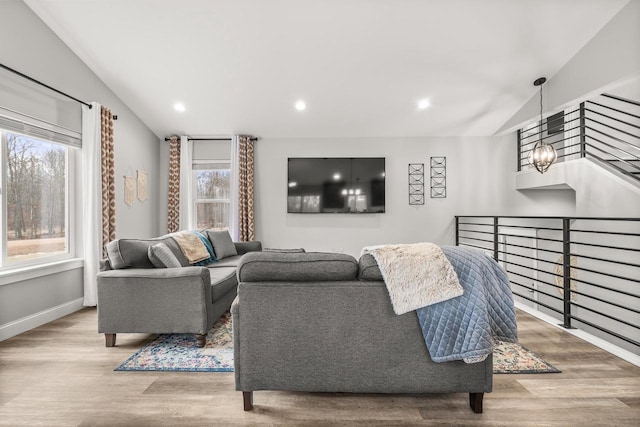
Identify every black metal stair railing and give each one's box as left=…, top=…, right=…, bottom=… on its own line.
left=518, top=93, right=640, bottom=181
left=455, top=216, right=640, bottom=356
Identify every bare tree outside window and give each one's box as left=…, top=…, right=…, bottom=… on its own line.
left=4, top=132, right=67, bottom=263
left=193, top=163, right=230, bottom=230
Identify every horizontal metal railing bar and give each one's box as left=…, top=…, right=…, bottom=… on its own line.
left=585, top=137, right=640, bottom=166
left=497, top=224, right=562, bottom=232
left=601, top=93, right=640, bottom=108
left=457, top=228, right=495, bottom=236
left=583, top=150, right=640, bottom=181
left=571, top=290, right=640, bottom=315
left=498, top=250, right=562, bottom=266
left=570, top=314, right=640, bottom=348
left=570, top=237, right=640, bottom=253
left=506, top=270, right=561, bottom=290
left=520, top=129, right=581, bottom=148
left=457, top=216, right=640, bottom=221
left=456, top=221, right=493, bottom=227
left=458, top=242, right=492, bottom=252
left=571, top=228, right=640, bottom=237
left=570, top=301, right=640, bottom=330
left=519, top=112, right=581, bottom=141
left=586, top=127, right=640, bottom=155
left=501, top=259, right=562, bottom=277
left=500, top=242, right=563, bottom=255
left=498, top=232, right=563, bottom=244
left=586, top=99, right=640, bottom=121
left=585, top=107, right=640, bottom=132
left=509, top=278, right=564, bottom=301
left=570, top=252, right=640, bottom=269
left=571, top=277, right=640, bottom=299
left=511, top=291, right=563, bottom=315
left=458, top=236, right=495, bottom=245
left=519, top=141, right=583, bottom=160
left=570, top=264, right=640, bottom=284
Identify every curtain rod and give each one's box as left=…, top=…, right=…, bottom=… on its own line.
left=164, top=137, right=258, bottom=142
left=1, top=63, right=93, bottom=109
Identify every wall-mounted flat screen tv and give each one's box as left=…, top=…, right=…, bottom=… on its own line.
left=287, top=157, right=385, bottom=213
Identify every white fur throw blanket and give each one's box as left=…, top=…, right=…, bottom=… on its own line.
left=362, top=243, right=463, bottom=315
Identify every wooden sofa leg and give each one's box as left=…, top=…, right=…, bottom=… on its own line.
left=195, top=334, right=207, bottom=348
left=469, top=392, right=484, bottom=413
left=105, top=333, right=116, bottom=347
left=243, top=391, right=254, bottom=411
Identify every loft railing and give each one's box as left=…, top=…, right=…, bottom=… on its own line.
left=455, top=216, right=640, bottom=356
left=517, top=93, right=640, bottom=182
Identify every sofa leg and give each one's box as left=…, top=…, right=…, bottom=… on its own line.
left=105, top=333, right=116, bottom=347
left=195, top=334, right=207, bottom=348
left=243, top=391, right=253, bottom=411
left=469, top=392, right=484, bottom=413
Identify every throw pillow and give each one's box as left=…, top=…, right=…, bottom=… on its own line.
left=148, top=243, right=182, bottom=268
left=193, top=230, right=218, bottom=266
left=206, top=230, right=238, bottom=259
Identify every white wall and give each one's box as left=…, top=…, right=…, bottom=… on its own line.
left=0, top=0, right=160, bottom=337
left=254, top=136, right=576, bottom=257
left=498, top=0, right=640, bottom=134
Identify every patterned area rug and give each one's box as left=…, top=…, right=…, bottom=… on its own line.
left=116, top=313, right=560, bottom=374
left=493, top=341, right=561, bottom=374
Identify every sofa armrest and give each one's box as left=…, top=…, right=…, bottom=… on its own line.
left=97, top=267, right=213, bottom=334
left=234, top=241, right=262, bottom=255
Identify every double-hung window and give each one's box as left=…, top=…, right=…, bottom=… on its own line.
left=0, top=116, right=78, bottom=268
left=192, top=161, right=231, bottom=230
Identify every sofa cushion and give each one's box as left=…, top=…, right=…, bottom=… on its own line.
left=264, top=248, right=306, bottom=253
left=207, top=230, right=238, bottom=259
left=209, top=267, right=238, bottom=302
left=105, top=236, right=190, bottom=269
left=148, top=243, right=182, bottom=268
left=237, top=252, right=358, bottom=282
left=358, top=253, right=384, bottom=281
left=207, top=255, right=242, bottom=269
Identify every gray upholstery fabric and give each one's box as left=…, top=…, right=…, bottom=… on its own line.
left=97, top=267, right=213, bottom=334
left=99, top=259, right=112, bottom=272
left=264, top=248, right=306, bottom=253
left=209, top=267, right=237, bottom=302
left=105, top=236, right=189, bottom=269
left=208, top=255, right=242, bottom=269
left=358, top=253, right=383, bottom=281
left=233, top=279, right=492, bottom=394
left=234, top=241, right=263, bottom=255
left=237, top=252, right=358, bottom=282
left=207, top=230, right=238, bottom=259
left=148, top=243, right=182, bottom=268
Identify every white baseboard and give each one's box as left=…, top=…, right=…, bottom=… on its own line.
left=515, top=301, right=640, bottom=368
left=0, top=298, right=84, bottom=342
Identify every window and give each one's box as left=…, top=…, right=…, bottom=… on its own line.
left=192, top=161, right=230, bottom=230
left=0, top=127, right=75, bottom=267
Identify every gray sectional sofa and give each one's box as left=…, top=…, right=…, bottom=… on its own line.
left=97, top=230, right=261, bottom=347
left=232, top=251, right=492, bottom=413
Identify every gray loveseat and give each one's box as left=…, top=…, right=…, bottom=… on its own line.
left=232, top=251, right=492, bottom=413
left=97, top=230, right=261, bottom=347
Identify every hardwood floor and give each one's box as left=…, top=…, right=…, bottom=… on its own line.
left=1, top=309, right=638, bottom=426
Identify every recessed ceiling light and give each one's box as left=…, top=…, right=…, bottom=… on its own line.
left=333, top=173, right=341, bottom=180
left=174, top=102, right=186, bottom=112
left=295, top=100, right=306, bottom=111
left=418, top=99, right=431, bottom=110
left=288, top=182, right=297, bottom=187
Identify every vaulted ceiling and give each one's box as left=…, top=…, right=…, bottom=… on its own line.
left=25, top=0, right=629, bottom=139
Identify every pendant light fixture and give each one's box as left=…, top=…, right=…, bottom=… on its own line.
left=527, top=77, right=557, bottom=174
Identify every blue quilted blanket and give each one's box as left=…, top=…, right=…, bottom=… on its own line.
left=415, top=246, right=518, bottom=363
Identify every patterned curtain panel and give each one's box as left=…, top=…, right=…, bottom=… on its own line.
left=238, top=135, right=255, bottom=241
left=167, top=136, right=181, bottom=233
left=100, top=106, right=116, bottom=256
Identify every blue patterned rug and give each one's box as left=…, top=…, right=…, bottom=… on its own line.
left=116, top=312, right=233, bottom=372
left=116, top=312, right=559, bottom=374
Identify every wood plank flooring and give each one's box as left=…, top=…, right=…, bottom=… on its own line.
left=0, top=309, right=638, bottom=426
